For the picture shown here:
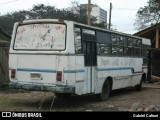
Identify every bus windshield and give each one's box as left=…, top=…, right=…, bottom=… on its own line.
left=14, top=23, right=66, bottom=50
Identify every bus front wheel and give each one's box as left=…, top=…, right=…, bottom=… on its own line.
left=135, top=74, right=146, bottom=91
left=96, top=80, right=111, bottom=101
left=135, top=80, right=142, bottom=91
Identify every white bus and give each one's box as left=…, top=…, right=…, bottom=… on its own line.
left=9, top=19, right=150, bottom=101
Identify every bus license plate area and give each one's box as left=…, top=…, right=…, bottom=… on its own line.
left=30, top=73, right=42, bottom=80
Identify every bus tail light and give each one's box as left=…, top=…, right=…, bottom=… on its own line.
left=56, top=71, right=62, bottom=81
left=11, top=69, right=16, bottom=78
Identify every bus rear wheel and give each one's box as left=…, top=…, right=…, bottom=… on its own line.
left=96, top=80, right=111, bottom=101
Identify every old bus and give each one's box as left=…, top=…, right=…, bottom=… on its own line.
left=9, top=19, right=150, bottom=101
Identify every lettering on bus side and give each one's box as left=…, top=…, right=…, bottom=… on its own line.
left=101, top=59, right=110, bottom=66
left=112, top=59, right=119, bottom=66
left=124, top=59, right=136, bottom=66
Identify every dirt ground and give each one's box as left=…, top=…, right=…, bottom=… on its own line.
left=0, top=82, right=160, bottom=112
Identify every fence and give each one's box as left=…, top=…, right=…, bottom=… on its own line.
left=0, top=41, right=10, bottom=85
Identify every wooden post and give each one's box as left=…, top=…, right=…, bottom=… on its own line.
left=109, top=3, right=112, bottom=30
left=156, top=28, right=159, bottom=48
left=88, top=0, right=91, bottom=26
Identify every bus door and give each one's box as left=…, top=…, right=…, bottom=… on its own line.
left=83, top=30, right=97, bottom=93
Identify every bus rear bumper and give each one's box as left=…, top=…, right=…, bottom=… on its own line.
left=9, top=81, right=75, bottom=93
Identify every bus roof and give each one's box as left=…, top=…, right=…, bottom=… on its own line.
left=74, top=21, right=149, bottom=40
left=18, top=19, right=150, bottom=44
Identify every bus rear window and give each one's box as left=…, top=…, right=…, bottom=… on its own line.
left=14, top=23, right=66, bottom=50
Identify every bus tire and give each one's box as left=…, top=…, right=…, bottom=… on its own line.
left=135, top=74, right=146, bottom=91
left=95, top=80, right=111, bottom=101
left=55, top=93, right=71, bottom=98
left=135, top=80, right=142, bottom=91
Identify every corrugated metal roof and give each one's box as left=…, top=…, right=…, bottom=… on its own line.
left=134, top=23, right=160, bottom=36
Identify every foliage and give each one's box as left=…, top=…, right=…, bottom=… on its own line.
left=0, top=3, right=107, bottom=35
left=134, top=0, right=160, bottom=31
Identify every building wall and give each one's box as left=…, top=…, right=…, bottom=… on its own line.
left=68, top=4, right=107, bottom=24
left=134, top=24, right=160, bottom=78
left=151, top=49, right=160, bottom=77
left=91, top=6, right=107, bottom=23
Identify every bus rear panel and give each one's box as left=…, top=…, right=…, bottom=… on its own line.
left=9, top=19, right=76, bottom=94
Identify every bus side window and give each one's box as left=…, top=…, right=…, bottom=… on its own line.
left=97, top=44, right=111, bottom=55
left=142, top=44, right=150, bottom=65
left=74, top=27, right=82, bottom=54
left=134, top=39, right=142, bottom=57
left=111, top=34, right=123, bottom=56
left=97, top=31, right=111, bottom=56
left=112, top=45, right=123, bottom=56
left=123, top=37, right=134, bottom=57
left=124, top=47, right=134, bottom=56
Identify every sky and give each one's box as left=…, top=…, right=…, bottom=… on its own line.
left=0, top=0, right=148, bottom=34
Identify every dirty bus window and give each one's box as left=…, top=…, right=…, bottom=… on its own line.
left=74, top=27, right=82, bottom=54
left=14, top=23, right=66, bottom=50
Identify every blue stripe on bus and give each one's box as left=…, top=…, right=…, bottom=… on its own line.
left=64, top=70, right=85, bottom=73
left=134, top=71, right=143, bottom=74
left=17, top=68, right=84, bottom=74
left=97, top=67, right=133, bottom=72
left=17, top=67, right=141, bottom=74
left=97, top=67, right=143, bottom=74
left=17, top=68, right=56, bottom=73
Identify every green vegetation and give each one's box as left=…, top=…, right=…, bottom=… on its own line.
left=0, top=2, right=107, bottom=36
left=134, top=0, right=160, bottom=30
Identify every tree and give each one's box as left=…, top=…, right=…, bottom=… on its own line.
left=0, top=3, right=107, bottom=35
left=134, top=0, right=160, bottom=31
left=0, top=14, right=17, bottom=35
left=0, top=4, right=72, bottom=35
left=0, top=10, right=31, bottom=35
